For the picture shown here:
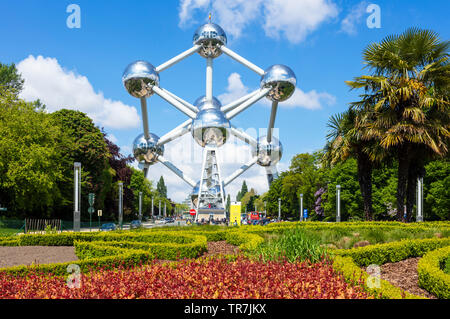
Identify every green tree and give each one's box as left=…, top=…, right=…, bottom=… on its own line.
left=423, top=158, right=450, bottom=220
left=156, top=176, right=167, bottom=198
left=0, top=87, right=67, bottom=217
left=236, top=180, right=248, bottom=201
left=0, top=63, right=23, bottom=94
left=129, top=167, right=156, bottom=218
left=347, top=28, right=449, bottom=221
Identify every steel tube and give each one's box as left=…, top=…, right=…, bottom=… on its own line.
left=157, top=155, right=196, bottom=187
left=140, top=98, right=150, bottom=140
left=155, top=45, right=200, bottom=73
left=220, top=46, right=265, bottom=76
left=223, top=157, right=258, bottom=186
left=220, top=89, right=260, bottom=113
left=206, top=58, right=213, bottom=101
left=226, top=88, right=271, bottom=120
left=152, top=86, right=197, bottom=119
left=267, top=101, right=279, bottom=143
left=229, top=125, right=258, bottom=148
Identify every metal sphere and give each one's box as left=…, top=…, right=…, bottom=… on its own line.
left=194, top=95, right=222, bottom=111
left=122, top=61, right=160, bottom=98
left=191, top=107, right=230, bottom=147
left=260, top=64, right=296, bottom=102
left=190, top=181, right=223, bottom=206
left=252, top=136, right=283, bottom=166
left=193, top=23, right=227, bottom=58
left=132, top=133, right=164, bottom=166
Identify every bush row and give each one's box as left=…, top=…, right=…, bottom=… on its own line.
left=225, top=231, right=264, bottom=251
left=417, top=246, right=450, bottom=299
left=333, top=237, right=450, bottom=266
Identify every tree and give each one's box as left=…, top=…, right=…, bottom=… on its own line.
left=0, top=63, right=23, bottom=94
left=157, top=176, right=167, bottom=198
left=129, top=167, right=156, bottom=218
left=423, top=158, right=450, bottom=220
left=226, top=194, right=231, bottom=213
left=236, top=180, right=248, bottom=201
left=0, top=87, right=67, bottom=217
left=346, top=28, right=449, bottom=221
left=323, top=110, right=377, bottom=220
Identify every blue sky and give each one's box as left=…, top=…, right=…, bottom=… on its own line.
left=1, top=0, right=449, bottom=202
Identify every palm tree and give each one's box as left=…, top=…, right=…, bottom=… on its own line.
left=323, top=109, right=376, bottom=220
left=346, top=28, right=449, bottom=221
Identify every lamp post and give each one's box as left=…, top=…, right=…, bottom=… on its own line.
left=151, top=197, right=154, bottom=220
left=336, top=185, right=341, bottom=222
left=118, top=182, right=123, bottom=229
left=73, top=162, right=81, bottom=232
left=417, top=177, right=423, bottom=222
left=278, top=198, right=281, bottom=221
left=138, top=192, right=143, bottom=222
left=264, top=201, right=267, bottom=218
left=164, top=202, right=166, bottom=217
left=159, top=200, right=161, bottom=217
left=300, top=193, right=303, bottom=222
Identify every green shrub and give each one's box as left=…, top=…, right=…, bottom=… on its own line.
left=417, top=246, right=450, bottom=299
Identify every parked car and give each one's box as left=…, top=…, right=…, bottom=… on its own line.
left=164, top=217, right=175, bottom=224
left=100, top=223, right=116, bottom=231
left=130, top=220, right=142, bottom=229
left=258, top=218, right=271, bottom=226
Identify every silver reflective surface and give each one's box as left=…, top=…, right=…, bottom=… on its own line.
left=194, top=95, right=222, bottom=110
left=190, top=181, right=223, bottom=207
left=123, top=61, right=160, bottom=98
left=193, top=23, right=227, bottom=58
left=252, top=136, right=283, bottom=166
left=191, top=101, right=230, bottom=147
left=260, top=64, right=296, bottom=102
left=132, top=133, right=164, bottom=165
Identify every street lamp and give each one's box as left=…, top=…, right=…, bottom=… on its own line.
left=336, top=185, right=341, bottom=222
left=73, top=162, right=81, bottom=232
left=278, top=198, right=281, bottom=221
left=138, top=191, right=143, bottom=221
left=300, top=193, right=303, bottom=222
left=417, top=177, right=423, bottom=222
left=118, top=182, right=123, bottom=229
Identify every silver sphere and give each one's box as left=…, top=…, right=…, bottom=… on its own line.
left=260, top=64, right=296, bottom=102
left=193, top=23, right=227, bottom=58
left=252, top=136, right=283, bottom=166
left=191, top=97, right=230, bottom=147
left=194, top=95, right=222, bottom=111
left=132, top=133, right=164, bottom=166
left=122, top=61, right=159, bottom=98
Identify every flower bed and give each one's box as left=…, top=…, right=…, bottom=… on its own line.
left=0, top=257, right=371, bottom=299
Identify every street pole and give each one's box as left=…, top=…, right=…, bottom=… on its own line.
left=417, top=177, right=423, bottom=222
left=278, top=198, right=281, bottom=222
left=336, top=185, right=341, bottom=222
left=159, top=200, right=161, bottom=217
left=118, top=182, right=123, bottom=230
left=151, top=197, right=154, bottom=219
left=164, top=202, right=166, bottom=217
left=73, top=162, right=81, bottom=232
left=300, top=194, right=303, bottom=222
left=264, top=201, right=267, bottom=218
left=139, top=192, right=143, bottom=221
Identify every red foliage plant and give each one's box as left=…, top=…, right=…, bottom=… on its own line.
left=0, top=257, right=372, bottom=299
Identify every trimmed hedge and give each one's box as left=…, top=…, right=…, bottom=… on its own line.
left=332, top=255, right=424, bottom=299
left=225, top=231, right=264, bottom=251
left=333, top=237, right=450, bottom=266
left=418, top=246, right=450, bottom=299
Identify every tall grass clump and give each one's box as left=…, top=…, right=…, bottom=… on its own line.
left=251, top=228, right=327, bottom=263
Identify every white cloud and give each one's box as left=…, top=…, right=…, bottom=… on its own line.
left=340, top=1, right=368, bottom=35
left=178, top=0, right=338, bottom=44
left=17, top=55, right=140, bottom=130
left=219, top=73, right=336, bottom=110
left=262, top=0, right=339, bottom=44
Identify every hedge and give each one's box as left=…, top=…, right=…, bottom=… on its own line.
left=418, top=246, right=450, bottom=299
left=225, top=231, right=264, bottom=251
left=333, top=237, right=450, bottom=266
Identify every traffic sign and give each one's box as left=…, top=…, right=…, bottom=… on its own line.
left=303, top=209, right=308, bottom=219
left=88, top=193, right=95, bottom=206
left=0, top=207, right=7, bottom=212
left=189, top=209, right=196, bottom=216
left=88, top=207, right=95, bottom=214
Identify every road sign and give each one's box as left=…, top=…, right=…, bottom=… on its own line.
left=189, top=209, right=196, bottom=216
left=88, top=193, right=95, bottom=206
left=97, top=210, right=102, bottom=217
left=303, top=209, right=308, bottom=219
left=230, top=202, right=241, bottom=226
left=88, top=207, right=95, bottom=214
left=0, top=207, right=7, bottom=212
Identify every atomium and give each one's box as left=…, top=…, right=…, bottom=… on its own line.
left=191, top=96, right=230, bottom=147
left=193, top=23, right=227, bottom=58
left=123, top=61, right=160, bottom=98
left=260, top=64, right=296, bottom=102
left=123, top=19, right=297, bottom=220
left=252, top=136, right=283, bottom=167
left=132, top=133, right=164, bottom=165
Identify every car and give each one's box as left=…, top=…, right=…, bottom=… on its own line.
left=164, top=217, right=175, bottom=224
left=258, top=218, right=271, bottom=226
left=130, top=220, right=142, bottom=229
left=100, top=223, right=116, bottom=231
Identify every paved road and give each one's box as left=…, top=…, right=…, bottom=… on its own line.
left=79, top=220, right=188, bottom=232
